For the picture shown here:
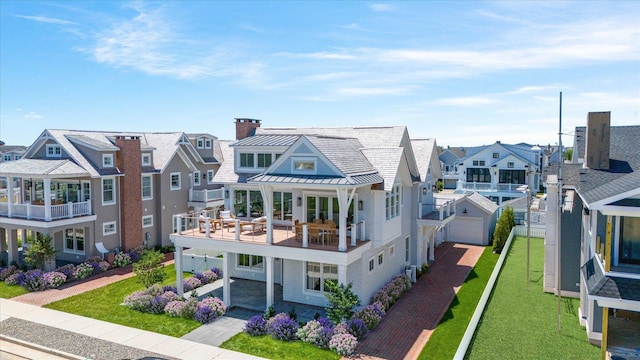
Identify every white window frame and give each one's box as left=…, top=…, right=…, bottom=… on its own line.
left=193, top=171, right=201, bottom=186
left=493, top=152, right=499, bottom=159
left=507, top=161, right=515, bottom=169
left=197, top=138, right=204, bottom=149
left=142, top=153, right=151, bottom=166
left=257, top=153, right=273, bottom=168
left=63, top=227, right=85, bottom=255
left=368, top=257, right=375, bottom=273
left=386, top=184, right=401, bottom=220
left=236, top=254, right=264, bottom=272
left=81, top=180, right=91, bottom=202
left=377, top=251, right=384, bottom=268
left=3, top=154, right=11, bottom=161
left=102, top=177, right=116, bottom=205
left=204, top=139, right=212, bottom=149
left=142, top=215, right=153, bottom=228
left=405, top=236, right=410, bottom=264
left=207, top=169, right=215, bottom=184
left=141, top=175, right=153, bottom=200
left=305, top=261, right=338, bottom=294
left=292, top=157, right=317, bottom=174
left=170, top=172, right=181, bottom=190
left=46, top=144, right=62, bottom=158
left=103, top=221, right=117, bottom=236
left=102, top=154, right=114, bottom=168
left=239, top=153, right=254, bottom=168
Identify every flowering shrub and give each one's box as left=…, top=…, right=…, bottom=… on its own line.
left=73, top=263, right=94, bottom=280
left=193, top=297, right=227, bottom=324
left=162, top=285, right=177, bottom=294
left=127, top=246, right=145, bottom=263
left=210, top=267, right=223, bottom=278
left=244, top=315, right=268, bottom=336
left=267, top=313, right=299, bottom=341
left=333, top=322, right=350, bottom=336
left=0, top=265, right=18, bottom=281
left=55, top=264, right=76, bottom=282
left=329, top=332, right=358, bottom=356
left=371, top=301, right=386, bottom=317
left=200, top=296, right=226, bottom=317
left=160, top=290, right=181, bottom=303
left=182, top=277, right=202, bottom=292
left=179, top=297, right=199, bottom=319
left=42, top=271, right=67, bottom=289
left=21, top=269, right=47, bottom=291
left=353, top=304, right=383, bottom=331
left=297, top=319, right=323, bottom=345
left=346, top=318, right=369, bottom=340
left=370, top=274, right=411, bottom=310
left=200, top=270, right=218, bottom=284
left=123, top=291, right=154, bottom=312
left=5, top=272, right=24, bottom=286
left=113, top=253, right=132, bottom=267
left=165, top=300, right=185, bottom=317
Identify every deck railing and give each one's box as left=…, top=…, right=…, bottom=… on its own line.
left=189, top=188, right=225, bottom=203
left=0, top=201, right=92, bottom=221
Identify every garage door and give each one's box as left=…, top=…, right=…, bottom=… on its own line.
left=450, top=217, right=485, bottom=245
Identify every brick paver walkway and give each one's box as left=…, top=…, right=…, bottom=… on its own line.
left=11, top=260, right=174, bottom=307
left=356, top=242, right=485, bottom=360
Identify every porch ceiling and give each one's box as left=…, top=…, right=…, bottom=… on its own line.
left=0, top=159, right=89, bottom=178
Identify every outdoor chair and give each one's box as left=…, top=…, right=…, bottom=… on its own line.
left=219, top=210, right=236, bottom=231
left=95, top=242, right=112, bottom=261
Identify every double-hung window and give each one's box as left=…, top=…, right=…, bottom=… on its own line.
left=170, top=172, right=181, bottom=190
left=102, top=177, right=115, bottom=205
left=386, top=185, right=401, bottom=220
left=64, top=228, right=85, bottom=255
left=237, top=254, right=264, bottom=270
left=194, top=171, right=201, bottom=186
left=207, top=170, right=215, bottom=184
left=239, top=153, right=254, bottom=168
left=141, top=175, right=152, bottom=200
left=306, top=262, right=338, bottom=293
left=102, top=154, right=114, bottom=168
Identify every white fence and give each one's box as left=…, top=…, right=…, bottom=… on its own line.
left=514, top=224, right=546, bottom=238
left=181, top=248, right=224, bottom=274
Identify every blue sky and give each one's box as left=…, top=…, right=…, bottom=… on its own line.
left=1, top=1, right=638, bottom=148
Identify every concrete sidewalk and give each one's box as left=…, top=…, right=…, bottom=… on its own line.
left=0, top=298, right=264, bottom=360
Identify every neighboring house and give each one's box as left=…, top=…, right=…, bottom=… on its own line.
left=454, top=141, right=542, bottom=205
left=0, top=144, right=27, bottom=163
left=170, top=120, right=455, bottom=310
left=439, top=146, right=468, bottom=189
left=435, top=192, right=498, bottom=246
left=0, top=129, right=222, bottom=266
left=544, top=111, right=640, bottom=354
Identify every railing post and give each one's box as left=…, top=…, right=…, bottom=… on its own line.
left=235, top=220, right=240, bottom=241
left=205, top=217, right=211, bottom=238
left=360, top=220, right=365, bottom=241
left=351, top=223, right=357, bottom=246
left=68, top=202, right=73, bottom=218
left=302, top=225, right=308, bottom=248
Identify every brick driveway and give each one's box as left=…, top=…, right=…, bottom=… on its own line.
left=356, top=242, right=485, bottom=360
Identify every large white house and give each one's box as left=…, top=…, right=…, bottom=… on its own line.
left=170, top=120, right=455, bottom=309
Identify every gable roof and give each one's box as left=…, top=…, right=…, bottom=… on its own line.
left=411, top=138, right=442, bottom=182
left=466, top=192, right=499, bottom=214
left=561, top=125, right=640, bottom=207
left=212, top=140, right=250, bottom=183
left=360, top=148, right=403, bottom=191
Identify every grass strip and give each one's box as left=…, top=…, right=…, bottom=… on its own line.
left=0, top=281, right=29, bottom=298
left=419, top=246, right=499, bottom=359
left=45, top=265, right=201, bottom=337
left=221, top=332, right=340, bottom=360
left=466, top=236, right=599, bottom=359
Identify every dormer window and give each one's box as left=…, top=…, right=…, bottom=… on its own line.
left=46, top=144, right=62, bottom=158
left=197, top=138, right=204, bottom=149
left=239, top=153, right=254, bottom=168
left=257, top=153, right=272, bottom=168
left=142, top=153, right=151, bottom=166
left=103, top=154, right=114, bottom=168
left=472, top=160, right=485, bottom=166
left=493, top=152, right=499, bottom=158
left=205, top=139, right=212, bottom=149
left=292, top=157, right=316, bottom=172
left=507, top=162, right=515, bottom=169
left=197, top=138, right=212, bottom=149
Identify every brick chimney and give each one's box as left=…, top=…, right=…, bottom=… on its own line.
left=235, top=118, right=261, bottom=140
left=584, top=112, right=611, bottom=170
left=115, top=135, right=143, bottom=251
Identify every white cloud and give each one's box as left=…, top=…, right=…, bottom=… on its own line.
left=14, top=14, right=76, bottom=25
left=370, top=4, right=394, bottom=12
left=338, top=86, right=414, bottom=96
left=239, top=23, right=265, bottom=33
left=23, top=112, right=43, bottom=119
left=433, top=97, right=497, bottom=107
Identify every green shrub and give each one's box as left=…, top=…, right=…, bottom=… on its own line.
left=324, top=281, right=360, bottom=324
left=133, top=250, right=166, bottom=288
left=23, top=235, right=55, bottom=270
left=493, top=207, right=515, bottom=253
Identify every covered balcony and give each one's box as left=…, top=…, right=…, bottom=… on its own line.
left=188, top=187, right=225, bottom=209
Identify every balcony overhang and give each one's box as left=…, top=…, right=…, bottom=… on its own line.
left=0, top=215, right=97, bottom=229
left=582, top=257, right=640, bottom=312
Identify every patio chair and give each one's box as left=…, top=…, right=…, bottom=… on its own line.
left=95, top=242, right=112, bottom=261
left=219, top=210, right=236, bottom=231
left=294, top=220, right=302, bottom=241
left=241, top=216, right=267, bottom=233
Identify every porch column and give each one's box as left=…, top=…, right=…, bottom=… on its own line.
left=338, top=264, right=347, bottom=287
left=223, top=251, right=231, bottom=307
left=266, top=256, right=274, bottom=308
left=7, top=229, right=19, bottom=265
left=6, top=176, right=13, bottom=217
left=259, top=185, right=273, bottom=244
left=429, top=228, right=435, bottom=261
left=43, top=178, right=52, bottom=221
left=175, top=245, right=184, bottom=296
left=0, top=228, right=6, bottom=253
left=336, top=188, right=356, bottom=252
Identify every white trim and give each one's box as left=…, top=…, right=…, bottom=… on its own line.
left=194, top=171, right=201, bottom=186
left=368, top=256, right=375, bottom=273
left=207, top=169, right=215, bottom=184
left=101, top=177, right=116, bottom=206
left=102, top=154, right=114, bottom=168
left=170, top=172, right=181, bottom=190
left=102, top=221, right=117, bottom=236
left=304, top=261, right=338, bottom=294
left=142, top=215, right=153, bottom=228
left=205, top=138, right=212, bottom=149
left=291, top=157, right=317, bottom=174
left=377, top=251, right=384, bottom=268
left=236, top=253, right=264, bottom=272
left=63, top=227, right=85, bottom=255
left=141, top=175, right=153, bottom=200
left=46, top=144, right=62, bottom=158
left=142, top=153, right=151, bottom=166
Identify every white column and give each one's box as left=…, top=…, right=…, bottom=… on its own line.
left=7, top=229, right=19, bottom=265
left=338, top=264, right=347, bottom=286
left=6, top=177, right=13, bottom=217
left=223, top=251, right=231, bottom=307
left=429, top=228, right=435, bottom=261
left=302, top=224, right=308, bottom=248
left=205, top=217, right=211, bottom=238
left=175, top=246, right=184, bottom=296
left=336, top=188, right=356, bottom=252
left=266, top=256, right=274, bottom=308
left=235, top=220, right=240, bottom=241
left=44, top=178, right=52, bottom=221
left=259, top=185, right=274, bottom=244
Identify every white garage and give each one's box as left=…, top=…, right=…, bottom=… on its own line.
left=450, top=216, right=485, bottom=245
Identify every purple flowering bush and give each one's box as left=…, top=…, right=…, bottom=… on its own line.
left=127, top=246, right=145, bottom=263
left=165, top=300, right=185, bottom=317
left=42, top=271, right=67, bottom=289
left=329, top=332, right=358, bottom=356
left=244, top=315, right=268, bottom=336
left=5, top=272, right=24, bottom=286
left=123, top=291, right=154, bottom=312
left=200, top=270, right=218, bottom=284
left=266, top=313, right=299, bottom=341
left=210, top=267, right=223, bottom=278
left=353, top=304, right=384, bottom=331
left=370, top=273, right=411, bottom=311
left=346, top=318, right=369, bottom=340
left=0, top=265, right=18, bottom=281
left=193, top=296, right=227, bottom=324
left=297, top=319, right=334, bottom=348
left=54, top=264, right=76, bottom=282
left=113, top=252, right=132, bottom=267
left=21, top=269, right=47, bottom=291
left=182, top=277, right=202, bottom=292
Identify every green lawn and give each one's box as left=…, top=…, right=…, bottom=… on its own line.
left=45, top=264, right=201, bottom=337
left=419, top=246, right=499, bottom=360
left=222, top=333, right=340, bottom=360
left=0, top=281, right=29, bottom=298
left=465, top=236, right=600, bottom=360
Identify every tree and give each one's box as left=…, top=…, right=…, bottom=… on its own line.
left=564, top=148, right=573, bottom=161
left=24, top=234, right=55, bottom=270
left=133, top=250, right=166, bottom=288
left=324, top=281, right=360, bottom=324
left=492, top=207, right=516, bottom=254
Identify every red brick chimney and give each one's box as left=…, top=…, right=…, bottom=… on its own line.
left=584, top=112, right=611, bottom=170
left=235, top=118, right=261, bottom=140
left=115, top=135, right=143, bottom=251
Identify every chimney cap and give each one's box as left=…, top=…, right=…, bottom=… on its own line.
left=234, top=118, right=261, bottom=124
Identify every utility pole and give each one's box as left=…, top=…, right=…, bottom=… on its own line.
left=556, top=91, right=563, bottom=334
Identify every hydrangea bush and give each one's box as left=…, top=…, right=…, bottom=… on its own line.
left=267, top=313, right=299, bottom=341
left=353, top=303, right=384, bottom=331
left=346, top=318, right=369, bottom=340
left=0, top=265, right=18, bottom=281
left=73, top=263, right=94, bottom=280
left=113, top=252, right=132, bottom=267
left=244, top=315, right=268, bottom=336
left=370, top=274, right=411, bottom=311
left=329, top=332, right=358, bottom=356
